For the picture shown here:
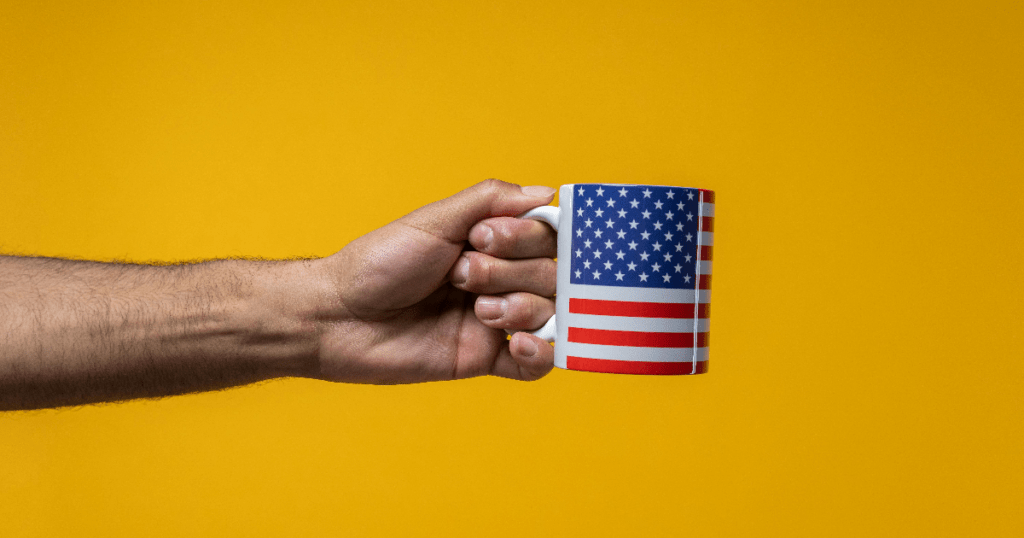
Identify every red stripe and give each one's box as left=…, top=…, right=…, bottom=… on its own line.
left=699, top=274, right=711, bottom=290
left=700, top=246, right=713, bottom=261
left=567, top=356, right=709, bottom=375
left=570, top=298, right=710, bottom=318
left=700, top=190, right=715, bottom=203
left=701, top=216, right=714, bottom=232
left=568, top=328, right=709, bottom=348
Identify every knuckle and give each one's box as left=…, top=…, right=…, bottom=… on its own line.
left=475, top=178, right=512, bottom=199
left=508, top=294, right=538, bottom=325
left=468, top=254, right=492, bottom=290
left=489, top=220, right=517, bottom=253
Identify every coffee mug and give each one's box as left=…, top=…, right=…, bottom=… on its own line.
left=517, top=183, right=714, bottom=375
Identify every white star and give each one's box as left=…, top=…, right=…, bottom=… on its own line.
left=652, top=241, right=662, bottom=251
left=641, top=210, right=652, bottom=219
left=618, top=187, right=628, bottom=197
left=594, top=208, right=604, bottom=217
left=666, top=191, right=675, bottom=199
left=615, top=271, right=625, bottom=281
left=663, top=274, right=671, bottom=283
left=604, top=240, right=613, bottom=249
left=653, top=221, right=663, bottom=230
left=575, top=270, right=582, bottom=278
left=676, top=222, right=684, bottom=231
left=686, top=233, right=693, bottom=242
left=654, top=200, right=663, bottom=209
left=585, top=218, right=593, bottom=228
left=629, top=199, right=640, bottom=209
left=605, top=219, right=615, bottom=228
left=674, top=264, right=683, bottom=273
left=583, top=260, right=591, bottom=269
left=639, top=272, right=649, bottom=282
left=665, top=211, right=674, bottom=220
left=627, top=262, right=637, bottom=271
left=684, top=254, right=693, bottom=262
left=652, top=262, right=661, bottom=272
left=616, top=229, right=626, bottom=239
left=664, top=252, right=673, bottom=262
left=664, top=231, right=674, bottom=241
left=628, top=241, right=638, bottom=250
left=576, top=229, right=583, bottom=237
left=586, top=198, right=594, bottom=207
left=687, top=192, right=694, bottom=200
left=684, top=274, right=692, bottom=283
left=583, top=239, right=592, bottom=248
left=577, top=186, right=585, bottom=196
left=575, top=249, right=582, bottom=257
left=595, top=187, right=605, bottom=197
left=686, top=212, right=694, bottom=221
left=676, top=243, right=684, bottom=252
left=643, top=189, right=653, bottom=198
left=615, top=250, right=625, bottom=260
left=677, top=202, right=685, bottom=211
left=606, top=198, right=616, bottom=207
left=640, top=251, right=650, bottom=261
left=577, top=208, right=584, bottom=216
left=603, top=261, right=613, bottom=270
left=628, top=220, right=639, bottom=229
left=592, top=250, right=602, bottom=259
left=594, top=230, right=603, bottom=238
left=617, top=209, right=627, bottom=218
left=593, top=270, right=602, bottom=279
left=640, top=231, right=651, bottom=240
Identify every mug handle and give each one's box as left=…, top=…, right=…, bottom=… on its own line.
left=505, top=205, right=560, bottom=342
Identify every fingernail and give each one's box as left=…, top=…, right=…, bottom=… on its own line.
left=521, top=185, right=556, bottom=197
left=517, top=335, right=540, bottom=358
left=451, top=255, right=470, bottom=285
left=476, top=297, right=507, bottom=320
left=469, top=224, right=494, bottom=250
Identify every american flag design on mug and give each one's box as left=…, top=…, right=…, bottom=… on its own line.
left=545, top=183, right=714, bottom=375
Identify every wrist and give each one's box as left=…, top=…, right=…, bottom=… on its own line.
left=243, top=259, right=328, bottom=380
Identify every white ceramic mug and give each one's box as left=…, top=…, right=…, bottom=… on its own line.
left=517, top=183, right=714, bottom=375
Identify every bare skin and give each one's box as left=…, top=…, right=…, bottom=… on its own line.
left=0, top=180, right=558, bottom=410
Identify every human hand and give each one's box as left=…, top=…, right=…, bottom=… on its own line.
left=311, top=180, right=559, bottom=383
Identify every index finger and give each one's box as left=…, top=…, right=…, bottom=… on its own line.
left=467, top=217, right=558, bottom=259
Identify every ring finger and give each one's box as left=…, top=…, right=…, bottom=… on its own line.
left=473, top=292, right=555, bottom=330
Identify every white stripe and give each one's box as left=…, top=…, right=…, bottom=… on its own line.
left=562, top=283, right=711, bottom=303
left=700, top=231, right=714, bottom=246
left=560, top=342, right=709, bottom=362
left=567, top=313, right=710, bottom=332
left=701, top=202, right=715, bottom=217
left=698, top=260, right=712, bottom=274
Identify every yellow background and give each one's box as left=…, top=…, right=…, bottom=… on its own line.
left=2, top=1, right=1022, bottom=536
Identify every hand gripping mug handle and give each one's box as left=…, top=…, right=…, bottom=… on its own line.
left=506, top=205, right=560, bottom=342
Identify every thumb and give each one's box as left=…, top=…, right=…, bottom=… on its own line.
left=401, top=179, right=556, bottom=243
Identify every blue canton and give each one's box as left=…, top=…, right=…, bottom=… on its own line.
left=570, top=184, right=702, bottom=289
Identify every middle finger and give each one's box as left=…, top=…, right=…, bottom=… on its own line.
left=449, top=251, right=556, bottom=297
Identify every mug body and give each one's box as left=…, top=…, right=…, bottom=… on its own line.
left=553, top=183, right=714, bottom=375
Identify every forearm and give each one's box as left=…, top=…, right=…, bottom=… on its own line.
left=0, top=256, right=323, bottom=410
